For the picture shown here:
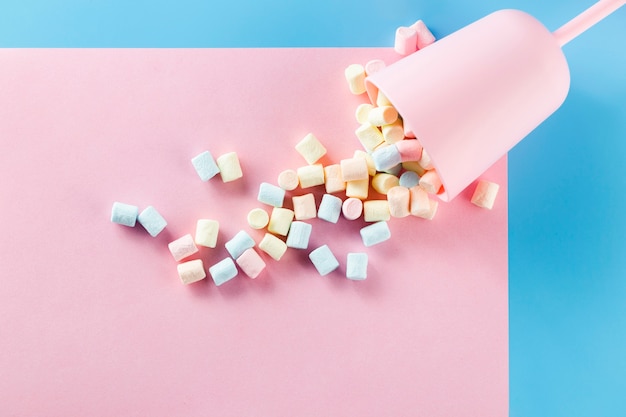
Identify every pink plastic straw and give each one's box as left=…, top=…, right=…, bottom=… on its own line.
left=553, top=0, right=625, bottom=46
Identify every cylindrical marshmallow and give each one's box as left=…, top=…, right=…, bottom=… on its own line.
left=371, top=173, right=399, bottom=195
left=353, top=150, right=376, bottom=176
left=168, top=234, right=199, bottom=262
left=295, top=133, right=327, bottom=165
left=137, top=206, right=167, bottom=237
left=111, top=202, right=138, bottom=227
left=471, top=180, right=500, bottom=209
left=268, top=207, right=294, bottom=236
left=418, top=149, right=434, bottom=170
left=258, top=182, right=285, bottom=207
left=360, top=221, right=391, bottom=247
left=277, top=169, right=299, bottom=191
left=317, top=194, right=343, bottom=224
left=396, top=139, right=423, bottom=162
left=382, top=119, right=404, bottom=144
left=410, top=19, right=436, bottom=49
left=363, top=200, right=391, bottom=222
left=399, top=171, right=420, bottom=188
left=376, top=91, right=392, bottom=107
left=191, top=150, right=220, bottom=181
left=292, top=193, right=317, bottom=220
left=355, top=123, right=384, bottom=152
left=372, top=144, right=401, bottom=172
left=324, top=164, right=346, bottom=194
left=394, top=26, right=418, bottom=55
left=346, top=253, right=368, bottom=280
left=342, top=197, right=363, bottom=220
left=297, top=164, right=325, bottom=188
left=364, top=59, right=386, bottom=76
left=344, top=64, right=366, bottom=95
left=340, top=157, right=369, bottom=182
left=209, top=257, right=238, bottom=286
left=286, top=221, right=312, bottom=250
left=409, top=186, right=431, bottom=217
left=419, top=170, right=443, bottom=195
left=259, top=233, right=288, bottom=261
left=225, top=230, right=255, bottom=260
left=236, top=248, right=266, bottom=279
left=355, top=103, right=374, bottom=124
left=177, top=259, right=206, bottom=284
left=368, top=106, right=398, bottom=126
left=345, top=179, right=369, bottom=200
left=247, top=208, right=269, bottom=229
left=216, top=151, right=243, bottom=182
left=387, top=186, right=411, bottom=218
left=195, top=219, right=220, bottom=247
left=402, top=161, right=426, bottom=176
left=309, top=245, right=340, bottom=276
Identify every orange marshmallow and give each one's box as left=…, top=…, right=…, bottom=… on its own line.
left=419, top=170, right=442, bottom=194
left=471, top=180, right=500, bottom=210
left=292, top=193, right=317, bottom=220
left=346, top=179, right=369, bottom=200
left=324, top=164, right=346, bottom=194
left=387, top=186, right=411, bottom=218
left=371, top=173, right=399, bottom=195
left=340, top=157, right=369, bottom=182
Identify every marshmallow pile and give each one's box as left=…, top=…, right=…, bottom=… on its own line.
left=111, top=20, right=499, bottom=286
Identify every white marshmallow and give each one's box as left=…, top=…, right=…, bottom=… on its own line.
left=368, top=106, right=398, bottom=126
left=297, top=164, right=325, bottom=188
left=355, top=103, right=374, bottom=124
left=216, top=152, right=243, bottom=182
left=355, top=123, right=384, bottom=152
left=471, top=180, right=500, bottom=210
left=371, top=173, right=399, bottom=195
left=247, top=208, right=269, bottom=230
left=277, top=169, right=299, bottom=191
left=344, top=64, right=366, bottom=95
left=363, top=200, right=391, bottom=222
left=345, top=179, right=369, bottom=200
left=195, top=219, right=219, bottom=248
left=259, top=233, right=288, bottom=261
left=268, top=207, right=294, bottom=236
left=295, top=133, right=327, bottom=165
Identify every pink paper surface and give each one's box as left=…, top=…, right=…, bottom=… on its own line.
left=0, top=48, right=508, bottom=416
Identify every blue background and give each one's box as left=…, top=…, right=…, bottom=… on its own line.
left=1, top=0, right=624, bottom=415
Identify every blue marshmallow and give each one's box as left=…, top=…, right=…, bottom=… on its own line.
left=209, top=257, right=238, bottom=286
left=360, top=221, right=391, bottom=247
left=399, top=171, right=420, bottom=188
left=137, top=206, right=167, bottom=237
left=225, top=230, right=255, bottom=259
left=191, top=150, right=220, bottom=181
left=309, top=245, right=340, bottom=276
left=111, top=202, right=138, bottom=227
left=383, top=163, right=402, bottom=176
left=286, top=221, right=312, bottom=249
left=257, top=182, right=285, bottom=207
left=372, top=145, right=401, bottom=172
left=317, top=194, right=342, bottom=223
left=346, top=253, right=368, bottom=280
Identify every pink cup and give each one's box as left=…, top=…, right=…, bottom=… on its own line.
left=366, top=1, right=625, bottom=201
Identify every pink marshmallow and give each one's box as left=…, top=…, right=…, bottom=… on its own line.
left=396, top=139, right=423, bottom=162
left=387, top=186, right=411, bottom=218
left=410, top=20, right=436, bottom=50
left=236, top=248, right=266, bottom=279
left=409, top=186, right=430, bottom=217
left=168, top=234, right=199, bottom=262
left=292, top=193, right=317, bottom=220
left=324, top=164, right=346, bottom=194
left=471, top=180, right=500, bottom=210
left=342, top=197, right=363, bottom=220
left=340, top=157, right=369, bottom=182
left=394, top=26, right=418, bottom=56
left=364, top=59, right=386, bottom=76
left=419, top=170, right=443, bottom=195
